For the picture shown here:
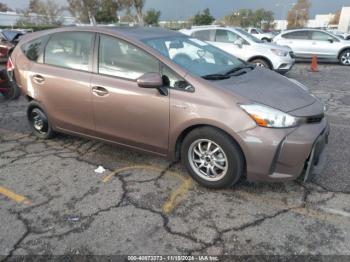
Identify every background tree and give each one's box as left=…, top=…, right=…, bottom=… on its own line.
left=95, top=0, right=119, bottom=23
left=222, top=8, right=274, bottom=29
left=330, top=9, right=341, bottom=25
left=144, top=8, right=161, bottom=26
left=132, top=0, right=145, bottom=26
left=67, top=0, right=99, bottom=23
left=253, top=8, right=274, bottom=29
left=287, top=0, right=311, bottom=29
left=190, top=8, right=215, bottom=26
left=17, top=0, right=63, bottom=26
left=0, top=2, right=11, bottom=12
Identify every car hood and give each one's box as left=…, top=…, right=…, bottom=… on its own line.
left=214, top=67, right=316, bottom=113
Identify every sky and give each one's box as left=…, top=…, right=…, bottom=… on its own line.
left=2, top=0, right=350, bottom=20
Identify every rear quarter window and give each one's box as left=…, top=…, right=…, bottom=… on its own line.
left=21, top=37, right=46, bottom=62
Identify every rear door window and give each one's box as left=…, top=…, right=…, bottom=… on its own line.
left=282, top=31, right=311, bottom=40
left=215, top=30, right=237, bottom=43
left=191, top=30, right=215, bottom=41
left=44, top=32, right=94, bottom=72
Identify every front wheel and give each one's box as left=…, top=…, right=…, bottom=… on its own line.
left=181, top=127, right=245, bottom=189
left=339, top=50, right=350, bottom=66
left=251, top=58, right=271, bottom=69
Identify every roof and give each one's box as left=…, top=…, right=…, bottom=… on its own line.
left=20, top=26, right=186, bottom=45
left=105, top=26, right=185, bottom=40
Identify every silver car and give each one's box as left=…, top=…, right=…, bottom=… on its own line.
left=274, top=29, right=350, bottom=66
left=181, top=26, right=295, bottom=74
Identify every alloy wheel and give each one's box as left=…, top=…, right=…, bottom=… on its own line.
left=341, top=52, right=350, bottom=65
left=30, top=109, right=49, bottom=135
left=188, top=139, right=228, bottom=182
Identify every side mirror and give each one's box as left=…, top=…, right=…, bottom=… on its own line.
left=137, top=72, right=163, bottom=88
left=137, top=72, right=168, bottom=96
left=327, top=38, right=334, bottom=43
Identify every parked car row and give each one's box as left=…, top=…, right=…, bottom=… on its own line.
left=181, top=26, right=295, bottom=74
left=181, top=26, right=350, bottom=68
left=274, top=29, right=350, bottom=66
left=7, top=26, right=329, bottom=188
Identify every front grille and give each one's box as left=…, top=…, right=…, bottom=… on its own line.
left=306, top=114, right=324, bottom=124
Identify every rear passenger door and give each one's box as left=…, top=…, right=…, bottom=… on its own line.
left=279, top=31, right=313, bottom=58
left=28, top=31, right=96, bottom=135
left=90, top=34, right=169, bottom=155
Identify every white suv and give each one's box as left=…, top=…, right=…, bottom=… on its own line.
left=180, top=26, right=295, bottom=74
left=246, top=27, right=274, bottom=42
left=274, top=29, right=350, bottom=66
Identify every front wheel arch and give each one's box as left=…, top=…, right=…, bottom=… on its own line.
left=338, top=48, right=350, bottom=65
left=248, top=56, right=273, bottom=69
left=175, top=124, right=246, bottom=165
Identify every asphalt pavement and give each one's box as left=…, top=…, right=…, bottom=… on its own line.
left=0, top=63, right=349, bottom=260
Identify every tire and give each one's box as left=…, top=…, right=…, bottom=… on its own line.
left=339, top=49, right=350, bottom=66
left=251, top=58, right=271, bottom=69
left=3, top=82, right=21, bottom=100
left=27, top=101, right=55, bottom=139
left=181, top=127, right=245, bottom=189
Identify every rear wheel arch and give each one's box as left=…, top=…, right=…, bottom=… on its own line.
left=27, top=100, right=55, bottom=139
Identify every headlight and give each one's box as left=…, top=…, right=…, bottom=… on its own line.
left=240, top=104, right=300, bottom=128
left=271, top=49, right=288, bottom=57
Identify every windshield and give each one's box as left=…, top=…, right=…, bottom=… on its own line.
left=236, top=29, right=264, bottom=43
left=143, top=36, right=245, bottom=77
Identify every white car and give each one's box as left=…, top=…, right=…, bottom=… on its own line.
left=246, top=27, right=274, bottom=42
left=274, top=29, right=350, bottom=66
left=180, top=26, right=295, bottom=74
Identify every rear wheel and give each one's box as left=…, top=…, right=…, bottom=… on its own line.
left=251, top=58, right=271, bottom=69
left=181, top=127, right=245, bottom=189
left=27, top=102, right=54, bottom=139
left=339, top=49, right=350, bottom=66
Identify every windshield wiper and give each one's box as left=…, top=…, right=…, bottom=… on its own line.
left=202, top=74, right=230, bottom=80
left=224, top=64, right=256, bottom=76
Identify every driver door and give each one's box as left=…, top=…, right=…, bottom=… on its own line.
left=91, top=34, right=169, bottom=155
left=310, top=31, right=340, bottom=59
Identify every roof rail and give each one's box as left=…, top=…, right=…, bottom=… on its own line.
left=191, top=25, right=223, bottom=29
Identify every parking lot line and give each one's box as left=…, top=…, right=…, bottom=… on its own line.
left=102, top=165, right=193, bottom=214
left=0, top=186, right=31, bottom=204
left=162, top=172, right=193, bottom=214
left=102, top=165, right=165, bottom=183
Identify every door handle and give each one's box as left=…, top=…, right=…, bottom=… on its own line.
left=92, top=86, right=109, bottom=96
left=32, top=74, right=45, bottom=84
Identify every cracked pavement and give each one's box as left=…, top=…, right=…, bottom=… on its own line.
left=0, top=63, right=350, bottom=259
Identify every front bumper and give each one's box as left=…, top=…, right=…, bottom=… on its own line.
left=272, top=55, right=295, bottom=74
left=237, top=118, right=330, bottom=182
